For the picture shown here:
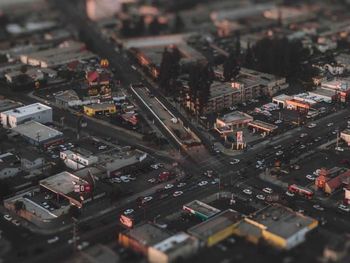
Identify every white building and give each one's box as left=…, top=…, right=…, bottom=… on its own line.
left=1, top=103, right=52, bottom=128
left=60, top=150, right=98, bottom=171
left=86, top=0, right=136, bottom=21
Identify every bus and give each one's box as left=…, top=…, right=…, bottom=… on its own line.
left=288, top=184, right=314, bottom=199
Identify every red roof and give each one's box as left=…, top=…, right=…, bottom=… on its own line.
left=326, top=170, right=350, bottom=191
left=87, top=71, right=99, bottom=83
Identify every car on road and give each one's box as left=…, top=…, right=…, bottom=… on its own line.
left=335, top=147, right=344, bottom=152
left=285, top=191, right=295, bottom=197
left=142, top=196, right=153, bottom=203
left=148, top=178, right=156, bottom=183
left=338, top=204, right=350, bottom=212
left=314, top=137, right=321, bottom=142
left=177, top=182, right=186, bottom=188
left=306, top=174, right=316, bottom=181
left=274, top=119, right=283, bottom=124
left=327, top=122, right=334, bottom=127
left=77, top=241, right=89, bottom=251
left=11, top=220, right=20, bottom=226
left=300, top=133, right=308, bottom=138
left=262, top=187, right=273, bottom=194
left=275, top=150, right=284, bottom=156
left=47, top=236, right=59, bottom=244
left=68, top=236, right=80, bottom=244
left=256, top=194, right=265, bottom=200
left=313, top=204, right=324, bottom=211
left=173, top=191, right=183, bottom=197
left=124, top=209, right=134, bottom=215
left=243, top=189, right=252, bottom=195
left=3, top=214, right=12, bottom=221
left=299, top=144, right=306, bottom=150
left=198, top=181, right=208, bottom=186
left=164, top=184, right=174, bottom=189
left=230, top=159, right=240, bottom=165
left=307, top=123, right=317, bottom=128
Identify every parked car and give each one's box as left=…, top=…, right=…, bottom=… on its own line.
left=262, top=187, right=273, bottom=194
left=3, top=214, right=12, bottom=221
left=243, top=189, right=252, bottom=195
left=124, top=209, right=134, bottom=215
left=47, top=236, right=59, bottom=244
left=256, top=194, right=265, bottom=200
left=338, top=204, right=350, bottom=212
left=198, top=181, right=208, bottom=186
left=173, top=191, right=183, bottom=197
left=229, top=159, right=240, bottom=165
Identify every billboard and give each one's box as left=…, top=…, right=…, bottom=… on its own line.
left=120, top=215, right=134, bottom=228
left=236, top=131, right=243, bottom=144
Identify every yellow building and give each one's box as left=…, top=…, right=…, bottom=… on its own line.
left=84, top=103, right=116, bottom=116
left=233, top=204, right=318, bottom=250
left=187, top=209, right=241, bottom=247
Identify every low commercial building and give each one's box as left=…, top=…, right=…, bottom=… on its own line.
left=0, top=99, right=22, bottom=112
left=12, top=121, right=63, bottom=148
left=341, top=129, right=350, bottom=146
left=215, top=111, right=253, bottom=135
left=0, top=152, right=21, bottom=179
left=60, top=149, right=98, bottom=171
left=83, top=103, right=116, bottom=116
left=272, top=94, right=293, bottom=108
left=234, top=204, right=318, bottom=250
left=148, top=232, right=199, bottom=263
left=248, top=120, right=278, bottom=135
left=55, top=90, right=99, bottom=108
left=183, top=200, right=221, bottom=221
left=119, top=223, right=172, bottom=255
left=187, top=209, right=241, bottom=247
left=321, top=78, right=350, bottom=102
left=308, top=88, right=337, bottom=103
left=1, top=102, right=52, bottom=128
left=285, top=98, right=311, bottom=112
left=19, top=149, right=45, bottom=171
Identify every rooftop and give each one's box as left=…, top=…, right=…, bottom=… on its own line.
left=217, top=111, right=253, bottom=124
left=84, top=103, right=116, bottom=111
left=188, top=209, right=241, bottom=240
left=209, top=81, right=240, bottom=99
left=0, top=99, right=23, bottom=112
left=1, top=103, right=51, bottom=117
left=126, top=223, right=171, bottom=246
left=39, top=171, right=89, bottom=195
left=152, top=232, right=197, bottom=253
left=183, top=200, right=221, bottom=219
left=12, top=121, right=62, bottom=142
left=273, top=94, right=293, bottom=102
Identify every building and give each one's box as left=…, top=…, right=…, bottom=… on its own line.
left=215, top=111, right=253, bottom=136
left=335, top=53, right=350, bottom=71
left=148, top=232, right=199, bottom=263
left=83, top=103, right=116, bottom=116
left=39, top=171, right=102, bottom=208
left=183, top=200, right=221, bottom=221
left=187, top=209, right=241, bottom=247
left=285, top=98, right=311, bottom=112
left=55, top=90, right=99, bottom=108
left=308, top=88, right=337, bottom=103
left=234, top=204, right=318, bottom=250
left=248, top=120, right=278, bottom=135
left=86, top=0, right=136, bottom=21
left=324, top=170, right=350, bottom=194
left=341, top=129, right=350, bottom=146
left=12, top=121, right=64, bottom=148
left=272, top=94, right=293, bottom=108
left=315, top=168, right=350, bottom=194
left=60, top=149, right=98, bottom=171
left=118, top=223, right=172, bottom=255
left=320, top=78, right=350, bottom=102
left=19, top=42, right=95, bottom=68
left=19, top=149, right=45, bottom=171
left=0, top=99, right=22, bottom=112
left=1, top=102, right=52, bottom=128
left=0, top=152, right=21, bottom=179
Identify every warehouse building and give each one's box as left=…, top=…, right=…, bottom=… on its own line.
left=148, top=232, right=199, bottom=263
left=187, top=209, right=241, bottom=247
left=12, top=121, right=63, bottom=147
left=1, top=102, right=52, bottom=128
left=234, top=204, right=318, bottom=250
left=83, top=103, right=116, bottom=116
left=183, top=200, right=221, bottom=221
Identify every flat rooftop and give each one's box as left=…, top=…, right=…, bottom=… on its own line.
left=309, top=88, right=337, bottom=97
left=126, top=223, right=171, bottom=246
left=12, top=121, right=62, bottom=142
left=183, top=200, right=221, bottom=219
left=273, top=94, right=292, bottom=102
left=209, top=81, right=240, bottom=99
left=188, top=209, right=241, bottom=240
left=1, top=102, right=51, bottom=117
left=0, top=99, right=22, bottom=112
left=248, top=120, right=278, bottom=131
left=341, top=129, right=350, bottom=135
left=218, top=111, right=253, bottom=124
left=251, top=205, right=317, bottom=239
left=152, top=232, right=196, bottom=253
left=84, top=103, right=115, bottom=110
left=40, top=171, right=88, bottom=195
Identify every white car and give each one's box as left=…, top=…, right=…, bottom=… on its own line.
left=143, top=196, right=153, bottom=203
left=164, top=184, right=174, bottom=190
left=148, top=178, right=157, bottom=183
left=313, top=169, right=321, bottom=176
left=262, top=187, right=273, bottom=194
left=256, top=194, right=265, bottom=200
left=335, top=147, right=344, bottom=152
left=327, top=122, right=334, bottom=127
left=124, top=209, right=134, bottom=215
left=300, top=133, right=308, bottom=138
left=77, top=241, right=89, bottom=251
left=3, top=214, right=12, bottom=221
left=275, top=120, right=282, bottom=124
left=198, top=181, right=208, bottom=186
left=98, top=145, right=107, bottom=150
left=150, top=164, right=159, bottom=170
left=11, top=220, right=20, bottom=226
left=313, top=204, right=324, bottom=211
left=47, top=236, right=59, bottom=244
left=285, top=191, right=295, bottom=197
left=173, top=191, right=183, bottom=197
left=230, top=159, right=240, bottom=165
left=299, top=144, right=306, bottom=150
left=307, top=123, right=317, bottom=128
left=243, top=189, right=252, bottom=195
left=338, top=204, right=350, bottom=212
left=275, top=150, right=284, bottom=156
left=306, top=174, right=316, bottom=181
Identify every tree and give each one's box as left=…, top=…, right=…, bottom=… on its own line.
left=68, top=205, right=81, bottom=220
left=234, top=31, right=241, bottom=57
left=244, top=42, right=254, bottom=68
left=14, top=200, right=25, bottom=213
left=223, top=51, right=240, bottom=81
left=0, top=180, right=11, bottom=200
left=134, top=16, right=145, bottom=35
left=149, top=17, right=161, bottom=35
left=173, top=13, right=185, bottom=33
left=159, top=46, right=181, bottom=97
